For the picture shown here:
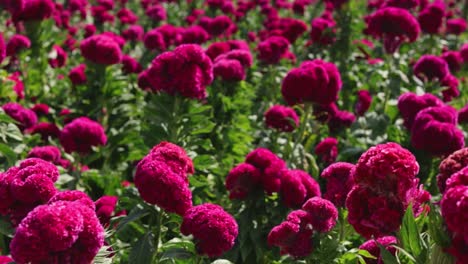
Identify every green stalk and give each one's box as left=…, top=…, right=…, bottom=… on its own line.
left=151, top=208, right=163, bottom=264
left=289, top=103, right=312, bottom=162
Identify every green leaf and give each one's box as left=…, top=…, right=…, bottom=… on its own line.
left=116, top=204, right=149, bottom=232
left=0, top=143, right=17, bottom=166
left=399, top=204, right=422, bottom=257
left=0, top=217, right=14, bottom=237
left=378, top=243, right=399, bottom=264
left=129, top=232, right=155, bottom=264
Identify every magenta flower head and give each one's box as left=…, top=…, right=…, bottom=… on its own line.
left=413, top=54, right=450, bottom=82
left=121, top=55, right=142, bottom=74
left=178, top=26, right=209, bottom=45
left=80, top=34, right=122, bottom=65
left=257, top=36, right=290, bottom=65
left=302, top=197, right=338, bottom=232
left=359, top=236, right=397, bottom=264
left=354, top=142, right=419, bottom=197
left=264, top=105, right=299, bottom=132
left=225, top=163, right=261, bottom=199
left=122, top=25, right=144, bottom=41
left=215, top=49, right=253, bottom=67
left=445, top=166, right=468, bottom=191
left=355, top=90, right=372, bottom=116
left=321, top=162, right=355, bottom=207
left=48, top=45, right=67, bottom=68
left=446, top=18, right=467, bottom=35
left=12, top=0, right=55, bottom=22
left=145, top=5, right=167, bottom=22
left=437, top=148, right=468, bottom=193
left=27, top=145, right=62, bottom=163
left=245, top=148, right=287, bottom=194
left=31, top=103, right=49, bottom=116
left=48, top=190, right=95, bottom=210
left=442, top=51, right=463, bottom=73
left=143, top=29, right=166, bottom=51
left=441, top=186, right=468, bottom=242
left=205, top=40, right=250, bottom=60
left=59, top=117, right=107, bottom=154
left=10, top=199, right=104, bottom=263
left=146, top=44, right=213, bottom=99
left=365, top=7, right=420, bottom=53
left=397, top=92, right=444, bottom=129
left=6, top=34, right=31, bottom=57
left=282, top=59, right=342, bottom=105
left=267, top=210, right=314, bottom=258
left=69, top=64, right=87, bottom=85
left=26, top=122, right=61, bottom=140
left=148, top=141, right=195, bottom=177
left=315, top=137, right=338, bottom=164
left=2, top=102, right=37, bottom=130
left=280, top=169, right=321, bottom=208
left=181, top=203, right=238, bottom=257
left=411, top=106, right=465, bottom=156
left=417, top=1, right=445, bottom=34
left=310, top=15, right=337, bottom=45
left=459, top=104, right=468, bottom=124
left=95, top=195, right=118, bottom=227
left=213, top=57, right=245, bottom=81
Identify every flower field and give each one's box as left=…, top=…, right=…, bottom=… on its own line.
left=0, top=0, right=467, bottom=263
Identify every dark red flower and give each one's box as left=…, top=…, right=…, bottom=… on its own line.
left=27, top=146, right=61, bottom=163
left=359, top=236, right=397, bottom=264
left=413, top=54, right=450, bottom=81
left=59, top=117, right=107, bottom=154
left=80, top=34, right=122, bottom=65
left=2, top=102, right=37, bottom=130
left=437, top=148, right=468, bottom=193
left=302, top=197, right=338, bottom=232
left=264, top=105, right=299, bottom=132
left=6, top=34, right=31, bottom=57
left=397, top=92, right=444, bottom=129
left=321, top=162, right=355, bottom=207
left=280, top=169, right=321, bottom=208
left=257, top=36, right=290, bottom=65
left=225, top=163, right=261, bottom=199
left=315, top=137, right=338, bottom=164
left=418, top=1, right=445, bottom=34
left=355, top=90, right=372, bottom=116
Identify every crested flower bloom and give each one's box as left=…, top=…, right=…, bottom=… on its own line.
left=364, top=7, right=420, bottom=53
left=359, top=236, right=397, bottom=264
left=181, top=204, right=238, bottom=257
left=2, top=102, right=37, bottom=130
left=225, top=163, right=261, bottom=199
left=178, top=26, right=209, bottom=45
left=31, top=103, right=49, bottom=116
left=263, top=18, right=308, bottom=44
left=310, top=15, right=336, bottom=45
left=397, top=92, right=444, bottom=129
left=442, top=51, right=463, bottom=73
left=199, top=15, right=235, bottom=37
left=205, top=40, right=250, bottom=60
left=10, top=196, right=104, bottom=263
left=80, top=34, right=122, bottom=65
left=459, top=105, right=468, bottom=124
left=267, top=210, right=314, bottom=258
left=26, top=122, right=61, bottom=140
left=12, top=0, right=55, bottom=22
left=411, top=106, right=464, bottom=156
left=68, top=64, right=87, bottom=85
left=213, top=57, right=245, bottom=81
left=143, top=29, right=166, bottom=51
left=121, top=25, right=144, bottom=41
left=446, top=18, right=467, bottom=35
left=257, top=36, right=290, bottom=65
left=145, top=5, right=167, bottom=22
left=6, top=34, right=31, bottom=57
left=441, top=186, right=468, bottom=242
left=315, top=137, right=338, bottom=164
left=355, top=90, right=372, bottom=116
left=27, top=146, right=62, bottom=163
left=48, top=45, right=67, bottom=68
left=59, top=117, right=107, bottom=154
left=95, top=195, right=118, bottom=227
left=145, top=44, right=213, bottom=99
left=413, top=55, right=450, bottom=82
left=135, top=142, right=193, bottom=215
left=321, top=162, right=355, bottom=207
left=302, top=197, right=337, bottom=232
left=417, top=1, right=445, bottom=34
left=281, top=60, right=342, bottom=105
left=280, top=169, right=321, bottom=208
left=445, top=166, right=468, bottom=190
left=245, top=148, right=287, bottom=194
left=437, top=148, right=468, bottom=193
left=264, top=105, right=299, bottom=132
left=121, top=55, right=142, bottom=74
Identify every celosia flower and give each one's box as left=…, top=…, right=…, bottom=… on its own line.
left=121, top=55, right=142, bottom=74
left=2, top=102, right=37, bottom=130
left=458, top=105, right=468, bottom=124
left=181, top=204, right=238, bottom=257
left=310, top=16, right=336, bottom=45
left=95, top=195, right=118, bottom=227
left=68, top=64, right=87, bottom=85
left=26, top=122, right=61, bottom=140
left=445, top=235, right=468, bottom=264
left=417, top=1, right=445, bottom=34
left=245, top=148, right=287, bottom=194
left=445, top=166, right=468, bottom=191
left=146, top=44, right=213, bottom=99
left=59, top=117, right=107, bottom=154
left=280, top=170, right=321, bottom=208
left=411, top=106, right=464, bottom=156
left=397, top=92, right=444, bottom=129
left=6, top=34, right=31, bottom=57
left=359, top=236, right=397, bottom=264
left=199, top=15, right=235, bottom=36
left=205, top=40, right=250, bottom=60
left=355, top=90, right=372, bottom=116
left=321, top=162, right=355, bottom=207
left=147, top=141, right=194, bottom=177
left=257, top=36, right=290, bottom=65
left=459, top=43, right=468, bottom=63
left=264, top=105, right=299, bottom=132
left=302, top=197, right=337, bottom=232
left=264, top=18, right=307, bottom=44
left=442, top=51, right=463, bottom=73
left=225, top=163, right=261, bottom=199
left=48, top=190, right=95, bottom=210
left=48, top=45, right=67, bottom=68
left=122, top=25, right=144, bottom=41
left=213, top=58, right=245, bottom=81
left=281, top=60, right=342, bottom=105
left=145, top=5, right=166, bottom=22
left=83, top=24, right=96, bottom=38
left=143, top=29, right=167, bottom=51
left=27, top=146, right=61, bottom=163
left=446, top=18, right=467, bottom=35
left=117, top=8, right=137, bottom=24
left=31, top=103, right=49, bottom=116
left=267, top=210, right=314, bottom=257
left=441, top=186, right=468, bottom=242
left=80, top=34, right=122, bottom=65
left=315, top=137, right=338, bottom=164
left=437, top=148, right=468, bottom=193
left=178, top=26, right=209, bottom=45
left=413, top=55, right=450, bottom=81
left=12, top=0, right=55, bottom=22
left=364, top=7, right=420, bottom=53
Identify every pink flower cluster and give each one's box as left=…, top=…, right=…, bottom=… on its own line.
left=213, top=49, right=253, bottom=82
left=264, top=105, right=299, bottom=132
left=346, top=143, right=430, bottom=238
left=59, top=117, right=107, bottom=154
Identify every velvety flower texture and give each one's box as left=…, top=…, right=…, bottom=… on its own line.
left=321, top=162, right=355, bottom=207
left=445, top=166, right=468, bottom=191
left=437, top=148, right=468, bottom=193
left=441, top=186, right=468, bottom=243
left=310, top=15, right=336, bottom=45
left=80, top=34, right=122, bottom=65
left=12, top=0, right=55, bottom=22
left=213, top=49, right=252, bottom=82
left=225, top=163, right=261, bottom=199
left=69, top=64, right=87, bottom=85
left=48, top=45, right=67, bottom=68
left=397, top=92, right=444, bottom=130
left=355, top=90, right=372, bottom=116
left=135, top=142, right=193, bottom=215
left=146, top=44, right=213, bottom=99
left=27, top=145, right=62, bottom=163
left=10, top=195, right=104, bottom=263
left=302, top=197, right=338, bottom=232
left=442, top=51, right=463, bottom=73
left=26, top=122, right=61, bottom=140
left=417, top=1, right=445, bottom=34
left=282, top=60, right=342, bottom=105
left=413, top=55, right=450, bottom=82
left=257, top=36, right=290, bottom=65
left=315, top=137, right=338, bottom=164
left=181, top=204, right=238, bottom=257
left=264, top=105, right=299, bottom=132
left=459, top=105, right=468, bottom=124
left=280, top=169, right=321, bottom=208
left=245, top=148, right=287, bottom=194
left=365, top=7, right=420, bottom=53
left=95, top=195, right=118, bottom=227
left=121, top=55, right=142, bottom=74
left=411, top=106, right=465, bottom=156
left=6, top=34, right=31, bottom=57
left=359, top=236, right=397, bottom=264
left=2, top=102, right=38, bottom=130
left=446, top=18, right=467, bottom=35
left=59, top=117, right=107, bottom=154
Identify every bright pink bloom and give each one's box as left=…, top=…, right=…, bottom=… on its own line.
left=80, top=34, right=122, bottom=65
left=264, top=105, right=299, bottom=132
left=321, top=162, right=355, bottom=207
left=302, top=197, right=338, bottom=232
left=315, top=137, right=338, bottom=164
left=280, top=170, right=321, bottom=208
left=60, top=117, right=107, bottom=154
left=359, top=236, right=397, bottom=264
left=437, top=148, right=468, bottom=193
left=225, top=163, right=261, bottom=199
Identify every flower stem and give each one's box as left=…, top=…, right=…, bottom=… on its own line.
left=289, top=103, right=312, bottom=162
left=151, top=208, right=162, bottom=264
